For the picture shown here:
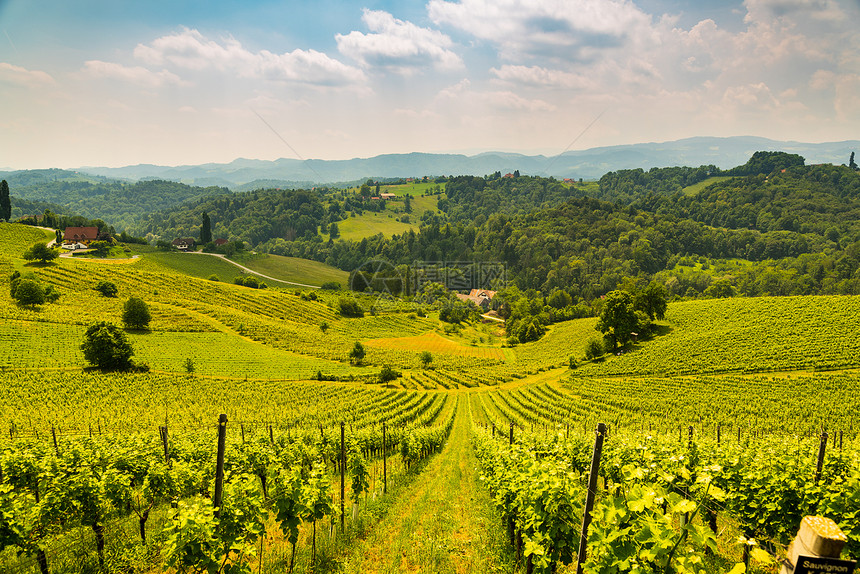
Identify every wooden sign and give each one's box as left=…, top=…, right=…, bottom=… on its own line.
left=794, top=555, right=856, bottom=574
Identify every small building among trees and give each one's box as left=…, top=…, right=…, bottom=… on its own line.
left=62, top=226, right=98, bottom=248
left=172, top=238, right=196, bottom=251
left=455, top=289, right=496, bottom=311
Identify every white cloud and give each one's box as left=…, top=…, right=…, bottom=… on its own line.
left=491, top=65, right=594, bottom=89
left=428, top=0, right=656, bottom=61
left=743, top=0, right=847, bottom=25
left=83, top=60, right=183, bottom=87
left=336, top=9, right=462, bottom=74
left=0, top=62, right=55, bottom=88
left=436, top=79, right=554, bottom=111
left=134, top=28, right=366, bottom=87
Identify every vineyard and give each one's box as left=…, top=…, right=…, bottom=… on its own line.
left=0, top=221, right=859, bottom=572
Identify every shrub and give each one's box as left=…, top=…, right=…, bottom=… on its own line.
left=338, top=298, right=365, bottom=318
left=321, top=281, right=341, bottom=290
left=94, top=280, right=118, bottom=297
left=584, top=337, right=605, bottom=361
left=379, top=365, right=399, bottom=384
left=81, top=322, right=134, bottom=370
left=123, top=297, right=151, bottom=330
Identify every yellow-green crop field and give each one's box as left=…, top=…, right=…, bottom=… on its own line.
left=3, top=221, right=860, bottom=574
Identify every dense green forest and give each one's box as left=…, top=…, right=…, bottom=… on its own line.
left=7, top=152, right=860, bottom=304
left=4, top=169, right=227, bottom=230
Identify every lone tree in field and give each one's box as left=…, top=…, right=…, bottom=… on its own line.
left=201, top=211, right=212, bottom=244
left=851, top=152, right=858, bottom=171
left=419, top=350, right=433, bottom=369
left=81, top=322, right=134, bottom=370
left=11, top=278, right=45, bottom=307
left=596, top=290, right=638, bottom=351
left=94, top=280, right=118, bottom=298
left=379, top=365, right=398, bottom=384
left=349, top=341, right=366, bottom=365
left=0, top=179, right=10, bottom=222
left=23, top=242, right=59, bottom=264
left=122, top=297, right=151, bottom=330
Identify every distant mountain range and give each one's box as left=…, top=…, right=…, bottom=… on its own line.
left=57, top=136, right=860, bottom=188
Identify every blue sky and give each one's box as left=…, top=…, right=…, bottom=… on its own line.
left=1, top=0, right=858, bottom=168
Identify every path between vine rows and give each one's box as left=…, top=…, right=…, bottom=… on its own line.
left=342, top=395, right=513, bottom=574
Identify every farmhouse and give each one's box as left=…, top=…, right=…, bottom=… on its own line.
left=172, top=237, right=196, bottom=251
left=63, top=226, right=98, bottom=246
left=214, top=238, right=228, bottom=246
left=380, top=193, right=396, bottom=200
left=455, top=289, right=497, bottom=311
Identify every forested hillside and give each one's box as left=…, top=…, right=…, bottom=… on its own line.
left=7, top=152, right=860, bottom=302
left=4, top=169, right=227, bottom=230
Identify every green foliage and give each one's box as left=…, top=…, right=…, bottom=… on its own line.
left=598, top=164, right=720, bottom=203
left=11, top=278, right=45, bottom=306
left=22, top=242, right=58, bottom=263
left=349, top=341, right=366, bottom=365
left=9, top=175, right=226, bottom=232
left=81, top=321, right=135, bottom=370
left=0, top=180, right=10, bottom=222
left=200, top=211, right=212, bottom=244
left=634, top=280, right=668, bottom=321
left=10, top=272, right=59, bottom=306
left=378, top=364, right=399, bottom=384
left=728, top=151, right=805, bottom=176
left=233, top=274, right=266, bottom=289
left=584, top=481, right=715, bottom=574
left=584, top=337, right=605, bottom=360
left=419, top=350, right=433, bottom=368
left=123, top=297, right=151, bottom=330
left=88, top=240, right=111, bottom=257
left=338, top=298, right=364, bottom=318
left=596, top=290, right=638, bottom=350
left=94, top=280, right=118, bottom=297
left=320, top=281, right=340, bottom=290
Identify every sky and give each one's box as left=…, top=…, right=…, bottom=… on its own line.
left=0, top=0, right=858, bottom=169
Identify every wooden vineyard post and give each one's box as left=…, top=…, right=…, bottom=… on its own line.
left=576, top=422, right=607, bottom=574
left=717, top=423, right=721, bottom=445
left=269, top=424, right=274, bottom=444
left=213, top=414, right=227, bottom=519
left=509, top=422, right=514, bottom=445
left=738, top=427, right=741, bottom=443
left=241, top=423, right=245, bottom=444
left=688, top=426, right=694, bottom=449
left=780, top=516, right=856, bottom=574
left=382, top=422, right=387, bottom=495
left=815, top=432, right=828, bottom=484
left=839, top=430, right=843, bottom=451
left=340, top=422, right=345, bottom=532
left=159, top=425, right=169, bottom=464
left=51, top=426, right=59, bottom=456
left=492, top=424, right=495, bottom=437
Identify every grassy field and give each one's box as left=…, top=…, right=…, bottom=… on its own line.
left=0, top=222, right=54, bottom=270
left=235, top=253, right=349, bottom=287
left=136, top=249, right=240, bottom=282
left=337, top=211, right=418, bottom=240
left=683, top=175, right=732, bottom=195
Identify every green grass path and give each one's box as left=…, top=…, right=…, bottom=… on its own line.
left=342, top=395, right=514, bottom=574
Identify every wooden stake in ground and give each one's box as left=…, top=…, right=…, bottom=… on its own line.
left=576, top=422, right=607, bottom=574
left=213, top=414, right=227, bottom=519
